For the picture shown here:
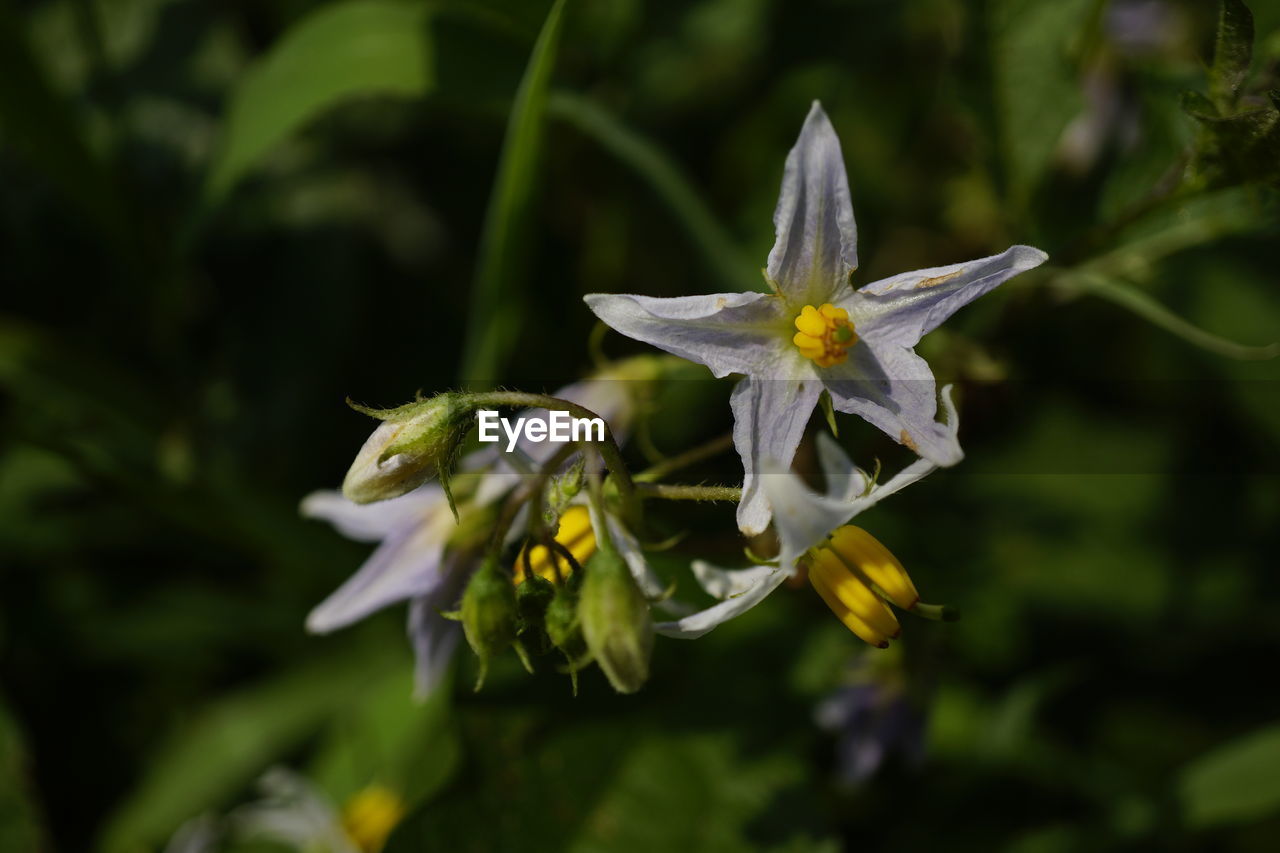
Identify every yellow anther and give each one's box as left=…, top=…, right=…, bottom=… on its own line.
left=808, top=556, right=891, bottom=648
left=810, top=549, right=901, bottom=641
left=341, top=785, right=405, bottom=853
left=792, top=303, right=857, bottom=368
left=514, top=505, right=596, bottom=584
left=827, top=526, right=920, bottom=609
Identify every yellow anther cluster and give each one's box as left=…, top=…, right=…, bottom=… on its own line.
left=793, top=303, right=858, bottom=368
left=807, top=525, right=920, bottom=647
left=515, top=505, right=596, bottom=584
left=341, top=784, right=405, bottom=853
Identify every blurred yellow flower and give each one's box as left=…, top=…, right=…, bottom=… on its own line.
left=341, top=785, right=405, bottom=853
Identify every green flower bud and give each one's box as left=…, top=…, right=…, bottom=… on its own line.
left=545, top=578, right=587, bottom=663
left=460, top=558, right=518, bottom=690
left=516, top=573, right=556, bottom=654
left=579, top=547, right=653, bottom=694
left=342, top=393, right=473, bottom=507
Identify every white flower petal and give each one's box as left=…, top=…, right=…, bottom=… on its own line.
left=763, top=386, right=961, bottom=568
left=821, top=343, right=963, bottom=467
left=691, top=561, right=781, bottom=599
left=606, top=514, right=669, bottom=599
left=766, top=101, right=858, bottom=306
left=654, top=566, right=790, bottom=639
left=814, top=431, right=868, bottom=502
left=306, top=521, right=450, bottom=634
left=300, top=486, right=444, bottom=543
left=763, top=458, right=866, bottom=569
left=732, top=376, right=823, bottom=536
left=163, top=815, right=220, bottom=853
left=851, top=245, right=1047, bottom=348
left=581, top=499, right=668, bottom=600
left=233, top=769, right=354, bottom=853
left=584, top=291, right=787, bottom=380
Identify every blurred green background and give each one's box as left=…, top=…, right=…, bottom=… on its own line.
left=2, top=0, right=1280, bottom=850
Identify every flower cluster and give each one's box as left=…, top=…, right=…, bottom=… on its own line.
left=303, top=102, right=1045, bottom=697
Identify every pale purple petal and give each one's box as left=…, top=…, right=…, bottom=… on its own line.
left=821, top=344, right=963, bottom=467
left=306, top=520, right=451, bottom=633
left=654, top=564, right=790, bottom=639
left=849, top=245, right=1047, bottom=348
left=300, top=486, right=445, bottom=543
left=408, top=586, right=463, bottom=700
left=767, top=101, right=858, bottom=306
left=732, top=376, right=823, bottom=536
left=584, top=291, right=788, bottom=379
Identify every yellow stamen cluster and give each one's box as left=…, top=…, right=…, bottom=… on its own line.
left=793, top=303, right=858, bottom=368
left=341, top=785, right=405, bottom=853
left=514, top=505, right=596, bottom=583
left=806, top=525, right=920, bottom=647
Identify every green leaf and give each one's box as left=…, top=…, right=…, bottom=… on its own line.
left=1210, top=0, right=1254, bottom=110
left=457, top=0, right=568, bottom=385
left=0, top=4, right=125, bottom=239
left=386, top=723, right=832, bottom=852
left=547, top=91, right=759, bottom=294
left=1083, top=186, right=1268, bottom=273
left=100, top=648, right=399, bottom=853
left=0, top=698, right=44, bottom=851
left=203, top=0, right=435, bottom=205
left=1188, top=104, right=1280, bottom=185
left=988, top=0, right=1093, bottom=207
left=309, top=663, right=460, bottom=809
left=1179, top=723, right=1280, bottom=827
left=1062, top=272, right=1279, bottom=361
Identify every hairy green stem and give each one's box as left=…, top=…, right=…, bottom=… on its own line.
left=636, top=483, right=742, bottom=502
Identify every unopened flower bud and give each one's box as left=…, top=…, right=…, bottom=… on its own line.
left=516, top=573, right=556, bottom=653
left=342, top=393, right=473, bottom=505
left=579, top=547, right=653, bottom=694
left=460, top=558, right=518, bottom=690
left=545, top=579, right=587, bottom=663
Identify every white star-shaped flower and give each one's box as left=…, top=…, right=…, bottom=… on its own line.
left=586, top=102, right=1046, bottom=535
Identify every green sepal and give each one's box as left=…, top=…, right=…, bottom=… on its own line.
left=460, top=558, right=519, bottom=691
left=860, top=458, right=882, bottom=497
left=742, top=544, right=780, bottom=567
left=515, top=573, right=557, bottom=655
left=1210, top=0, right=1254, bottom=110
left=818, top=389, right=838, bottom=437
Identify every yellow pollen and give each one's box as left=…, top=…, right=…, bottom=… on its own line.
left=514, top=505, right=596, bottom=584
left=793, top=303, right=857, bottom=368
left=341, top=785, right=405, bottom=853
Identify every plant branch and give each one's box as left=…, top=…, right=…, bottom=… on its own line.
left=636, top=483, right=741, bottom=502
